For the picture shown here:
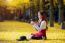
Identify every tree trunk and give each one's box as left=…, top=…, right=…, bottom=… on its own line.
left=0, top=6, right=4, bottom=21
left=30, top=0, right=35, bottom=18
left=58, top=0, right=64, bottom=24
left=42, top=0, right=45, bottom=11
left=49, top=0, right=54, bottom=27
left=36, top=0, right=40, bottom=11
left=58, top=0, right=64, bottom=29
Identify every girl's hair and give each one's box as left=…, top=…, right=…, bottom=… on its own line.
left=39, top=11, right=48, bottom=29
left=39, top=11, right=47, bottom=21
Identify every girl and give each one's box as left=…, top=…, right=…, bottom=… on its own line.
left=29, top=11, right=48, bottom=40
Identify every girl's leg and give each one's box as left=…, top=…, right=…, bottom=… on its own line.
left=41, top=29, right=47, bottom=40
left=31, top=36, right=42, bottom=40
left=27, top=35, right=33, bottom=40
left=29, top=33, right=43, bottom=40
left=42, top=35, right=47, bottom=40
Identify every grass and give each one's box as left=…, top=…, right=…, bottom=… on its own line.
left=0, top=21, right=65, bottom=43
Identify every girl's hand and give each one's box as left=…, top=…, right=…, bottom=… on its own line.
left=31, top=21, right=38, bottom=25
left=30, top=21, right=35, bottom=25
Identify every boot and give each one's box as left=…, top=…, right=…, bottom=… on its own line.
left=42, top=36, right=47, bottom=40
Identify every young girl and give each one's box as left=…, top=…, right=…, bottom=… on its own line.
left=29, top=11, right=48, bottom=40
left=17, top=11, right=48, bottom=41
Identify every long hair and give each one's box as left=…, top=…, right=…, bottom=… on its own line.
left=40, top=11, right=48, bottom=29
left=40, top=11, right=47, bottom=21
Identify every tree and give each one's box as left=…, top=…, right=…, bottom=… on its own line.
left=49, top=0, right=54, bottom=27
left=36, top=0, right=40, bottom=11
left=42, top=0, right=45, bottom=11
left=58, top=0, right=65, bottom=29
left=58, top=0, right=64, bottom=24
left=30, top=0, right=35, bottom=18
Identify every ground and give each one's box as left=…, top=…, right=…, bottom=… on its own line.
left=0, top=21, right=65, bottom=43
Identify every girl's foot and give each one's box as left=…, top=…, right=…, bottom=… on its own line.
left=42, top=36, right=47, bottom=40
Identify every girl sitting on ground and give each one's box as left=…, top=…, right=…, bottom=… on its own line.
left=28, top=11, right=48, bottom=40
left=17, top=11, right=48, bottom=41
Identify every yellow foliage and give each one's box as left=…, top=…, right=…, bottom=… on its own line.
left=6, top=0, right=29, bottom=7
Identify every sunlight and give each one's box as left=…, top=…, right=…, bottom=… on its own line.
left=5, top=0, right=29, bottom=7
left=5, top=0, right=13, bottom=3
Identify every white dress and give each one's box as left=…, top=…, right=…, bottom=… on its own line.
left=33, top=20, right=46, bottom=31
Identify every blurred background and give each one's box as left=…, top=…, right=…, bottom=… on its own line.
left=0, top=0, right=65, bottom=22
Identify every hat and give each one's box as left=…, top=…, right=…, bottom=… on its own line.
left=17, top=36, right=27, bottom=41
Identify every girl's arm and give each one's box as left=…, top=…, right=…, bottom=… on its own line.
left=33, top=21, right=46, bottom=31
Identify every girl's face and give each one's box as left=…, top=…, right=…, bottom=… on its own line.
left=38, top=12, right=42, bottom=19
